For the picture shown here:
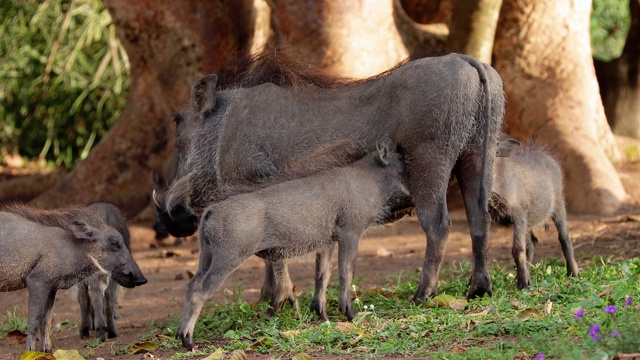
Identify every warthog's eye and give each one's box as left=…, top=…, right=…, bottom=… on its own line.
left=108, top=236, right=122, bottom=251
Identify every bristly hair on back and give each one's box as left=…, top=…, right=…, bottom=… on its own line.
left=1, top=203, right=105, bottom=233
left=215, top=47, right=414, bottom=90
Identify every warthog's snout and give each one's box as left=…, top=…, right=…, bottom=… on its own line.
left=114, top=266, right=148, bottom=288
left=134, top=274, right=148, bottom=286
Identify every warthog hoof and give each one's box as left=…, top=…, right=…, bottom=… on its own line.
left=467, top=272, right=492, bottom=299
left=310, top=298, right=328, bottom=320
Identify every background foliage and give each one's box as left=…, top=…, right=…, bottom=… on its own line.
left=0, top=0, right=631, bottom=168
left=591, top=0, right=631, bottom=61
left=0, top=0, right=128, bottom=168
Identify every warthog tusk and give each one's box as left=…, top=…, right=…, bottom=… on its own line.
left=88, top=255, right=110, bottom=276
left=152, top=189, right=161, bottom=208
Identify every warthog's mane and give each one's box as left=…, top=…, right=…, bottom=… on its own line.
left=215, top=48, right=412, bottom=91
left=1, top=203, right=105, bottom=234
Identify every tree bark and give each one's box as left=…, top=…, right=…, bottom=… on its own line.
left=595, top=0, right=640, bottom=139
left=273, top=0, right=447, bottom=77
left=272, top=1, right=410, bottom=77
left=31, top=0, right=265, bottom=216
left=446, top=0, right=503, bottom=63
left=493, top=0, right=626, bottom=215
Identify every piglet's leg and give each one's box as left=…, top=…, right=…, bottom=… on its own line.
left=77, top=281, right=92, bottom=339
left=105, top=280, right=120, bottom=338
left=89, top=275, right=108, bottom=341
left=511, top=216, right=530, bottom=290
left=310, top=243, right=336, bottom=320
left=552, top=207, right=580, bottom=278
left=338, top=231, right=362, bottom=321
left=526, top=231, right=539, bottom=267
left=176, top=249, right=245, bottom=350
left=41, top=289, right=56, bottom=353
left=25, top=278, right=52, bottom=352
left=261, top=259, right=296, bottom=315
left=267, top=260, right=295, bottom=318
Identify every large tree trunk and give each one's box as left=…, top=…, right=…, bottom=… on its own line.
left=493, top=0, right=626, bottom=215
left=595, top=0, right=640, bottom=139
left=273, top=1, right=408, bottom=77
left=446, top=0, right=503, bottom=63
left=30, top=1, right=268, bottom=216
left=273, top=0, right=445, bottom=77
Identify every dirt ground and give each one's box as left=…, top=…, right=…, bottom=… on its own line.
left=2, top=162, right=640, bottom=359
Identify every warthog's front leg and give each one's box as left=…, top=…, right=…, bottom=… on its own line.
left=177, top=247, right=244, bottom=350
left=310, top=243, right=336, bottom=319
left=26, top=279, right=56, bottom=353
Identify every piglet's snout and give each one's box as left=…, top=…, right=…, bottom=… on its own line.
left=134, top=274, right=148, bottom=286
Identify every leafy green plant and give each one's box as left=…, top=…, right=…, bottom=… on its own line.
left=0, top=0, right=129, bottom=168
left=0, top=308, right=28, bottom=336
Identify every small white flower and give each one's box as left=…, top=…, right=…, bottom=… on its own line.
left=354, top=298, right=361, bottom=305
left=364, top=305, right=369, bottom=310
left=351, top=284, right=358, bottom=292
left=370, top=305, right=375, bottom=310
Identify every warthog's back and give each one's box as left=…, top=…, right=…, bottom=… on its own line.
left=0, top=212, right=70, bottom=291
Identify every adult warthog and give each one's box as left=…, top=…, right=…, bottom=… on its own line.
left=156, top=52, right=512, bottom=310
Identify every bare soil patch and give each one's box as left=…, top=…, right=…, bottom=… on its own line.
left=2, top=162, right=640, bottom=359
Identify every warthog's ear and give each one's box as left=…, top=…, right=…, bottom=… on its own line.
left=68, top=220, right=98, bottom=243
left=191, top=74, right=218, bottom=115
left=375, top=141, right=389, bottom=166
left=496, top=138, right=520, bottom=157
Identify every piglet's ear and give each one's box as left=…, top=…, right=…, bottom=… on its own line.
left=375, top=141, right=389, bottom=166
left=496, top=138, right=520, bottom=157
left=191, top=74, right=218, bottom=115
left=68, top=220, right=98, bottom=243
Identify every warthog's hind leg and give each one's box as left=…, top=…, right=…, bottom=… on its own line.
left=310, top=243, right=336, bottom=319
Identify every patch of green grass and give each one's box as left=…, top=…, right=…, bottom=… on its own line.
left=0, top=307, right=28, bottom=337
left=146, top=257, right=640, bottom=359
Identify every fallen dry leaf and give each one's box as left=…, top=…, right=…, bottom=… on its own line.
left=544, top=300, right=553, bottom=315
left=468, top=307, right=491, bottom=317
left=517, top=308, right=543, bottom=321
left=7, top=329, right=27, bottom=344
left=19, top=352, right=56, bottom=360
left=127, top=341, right=158, bottom=354
left=429, top=294, right=456, bottom=308
left=292, top=353, right=312, bottom=360
left=452, top=344, right=467, bottom=354
left=229, top=349, right=247, bottom=360
left=202, top=347, right=224, bottom=360
left=449, top=298, right=468, bottom=310
left=335, top=322, right=357, bottom=332
left=598, top=286, right=613, bottom=298
left=52, top=349, right=85, bottom=360
left=511, top=300, right=522, bottom=310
